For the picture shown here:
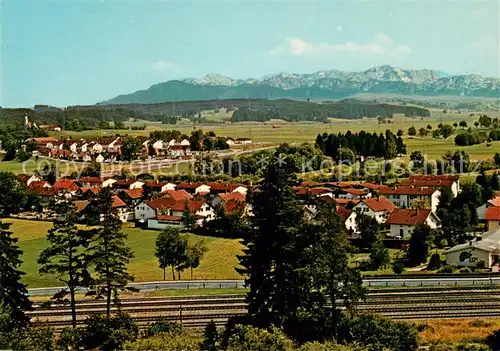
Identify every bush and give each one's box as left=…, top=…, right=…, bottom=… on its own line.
left=427, top=253, right=442, bottom=271
left=226, top=325, right=295, bottom=351
left=298, top=341, right=369, bottom=351
left=438, top=266, right=455, bottom=274
left=123, top=330, right=202, bottom=351
left=145, top=318, right=182, bottom=337
left=57, top=327, right=81, bottom=350
left=337, top=314, right=419, bottom=351
left=476, top=261, right=486, bottom=269
left=392, top=261, right=405, bottom=274
left=80, top=312, right=138, bottom=351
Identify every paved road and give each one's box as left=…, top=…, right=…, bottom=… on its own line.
left=28, top=276, right=500, bottom=296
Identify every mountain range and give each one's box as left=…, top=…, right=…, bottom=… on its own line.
left=100, top=65, right=500, bottom=105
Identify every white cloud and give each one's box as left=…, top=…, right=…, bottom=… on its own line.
left=336, top=24, right=343, bottom=32
left=150, top=60, right=182, bottom=71
left=269, top=33, right=411, bottom=58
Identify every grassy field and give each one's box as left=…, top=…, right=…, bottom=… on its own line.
left=418, top=319, right=500, bottom=345
left=5, top=218, right=243, bottom=288
left=52, top=110, right=499, bottom=161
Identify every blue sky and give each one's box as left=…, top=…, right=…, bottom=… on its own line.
left=1, top=0, right=498, bottom=107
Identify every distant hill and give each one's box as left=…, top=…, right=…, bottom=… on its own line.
left=100, top=65, right=500, bottom=105
left=0, top=99, right=431, bottom=129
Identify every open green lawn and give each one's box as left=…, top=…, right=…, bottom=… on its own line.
left=5, top=218, right=243, bottom=288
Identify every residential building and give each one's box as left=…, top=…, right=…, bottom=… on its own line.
left=446, top=229, right=500, bottom=268
left=380, top=186, right=441, bottom=212
left=345, top=196, right=396, bottom=232
left=386, top=209, right=441, bottom=239
left=399, top=175, right=460, bottom=197
left=485, top=207, right=500, bottom=231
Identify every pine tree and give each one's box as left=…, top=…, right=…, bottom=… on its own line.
left=237, top=153, right=306, bottom=328
left=38, top=196, right=93, bottom=328
left=0, top=222, right=32, bottom=327
left=88, top=188, right=135, bottom=318
left=308, top=199, right=366, bottom=322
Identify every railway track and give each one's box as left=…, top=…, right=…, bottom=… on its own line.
left=29, top=287, right=500, bottom=329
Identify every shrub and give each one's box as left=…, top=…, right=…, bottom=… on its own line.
left=226, top=325, right=295, bottom=351
left=392, top=261, right=405, bottom=274
left=337, top=314, right=419, bottom=351
left=145, top=318, right=182, bottom=337
left=438, top=266, right=455, bottom=274
left=123, top=330, right=202, bottom=351
left=427, top=253, right=442, bottom=271
left=298, top=341, right=370, bottom=351
left=80, top=312, right=138, bottom=351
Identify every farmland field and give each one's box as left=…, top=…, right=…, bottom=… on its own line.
left=5, top=218, right=243, bottom=288
left=53, top=110, right=500, bottom=161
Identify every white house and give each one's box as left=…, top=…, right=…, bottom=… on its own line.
left=195, top=184, right=211, bottom=195
left=102, top=178, right=117, bottom=188
left=345, top=196, right=396, bottom=232
left=446, top=229, right=500, bottom=268
left=226, top=138, right=235, bottom=147
left=380, top=187, right=441, bottom=212
left=400, top=175, right=460, bottom=198
left=145, top=199, right=215, bottom=230
left=386, top=209, right=441, bottom=239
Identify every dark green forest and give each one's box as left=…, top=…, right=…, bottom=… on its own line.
left=0, top=99, right=430, bottom=131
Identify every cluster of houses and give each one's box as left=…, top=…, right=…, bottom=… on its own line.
left=18, top=173, right=250, bottom=230
left=15, top=171, right=500, bottom=269
left=25, top=136, right=253, bottom=163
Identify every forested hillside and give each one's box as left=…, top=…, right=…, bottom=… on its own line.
left=231, top=101, right=430, bottom=122
left=0, top=99, right=430, bottom=131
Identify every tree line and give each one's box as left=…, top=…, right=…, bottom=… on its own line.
left=315, top=130, right=406, bottom=161
left=232, top=101, right=430, bottom=122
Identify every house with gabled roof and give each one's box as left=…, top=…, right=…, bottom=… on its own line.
left=380, top=186, right=441, bottom=212
left=446, top=229, right=500, bottom=268
left=401, top=175, right=460, bottom=197
left=485, top=207, right=500, bottom=232
left=386, top=209, right=440, bottom=239
left=345, top=196, right=396, bottom=232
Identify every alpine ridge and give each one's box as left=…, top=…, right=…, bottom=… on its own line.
left=100, top=65, right=499, bottom=105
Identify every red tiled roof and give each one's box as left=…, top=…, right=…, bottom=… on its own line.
left=53, top=180, right=78, bottom=190
left=409, top=175, right=460, bottom=182
left=205, top=182, right=229, bottom=191
left=121, top=188, right=143, bottom=199
left=361, top=197, right=396, bottom=213
left=78, top=176, right=102, bottom=184
left=487, top=196, right=500, bottom=207
left=219, top=192, right=246, bottom=202
left=145, top=181, right=170, bottom=189
left=301, top=181, right=323, bottom=187
left=177, top=182, right=203, bottom=190
left=75, top=200, right=89, bottom=213
left=112, top=196, right=127, bottom=208
left=336, top=206, right=352, bottom=221
left=224, top=200, right=245, bottom=215
left=380, top=186, right=437, bottom=196
left=169, top=199, right=206, bottom=213
left=81, top=187, right=100, bottom=195
left=145, top=198, right=177, bottom=210
left=399, top=179, right=455, bottom=188
left=386, top=209, right=433, bottom=225
left=162, top=190, right=193, bottom=201
left=485, top=207, right=500, bottom=221
left=294, top=187, right=333, bottom=196
left=344, top=188, right=367, bottom=196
